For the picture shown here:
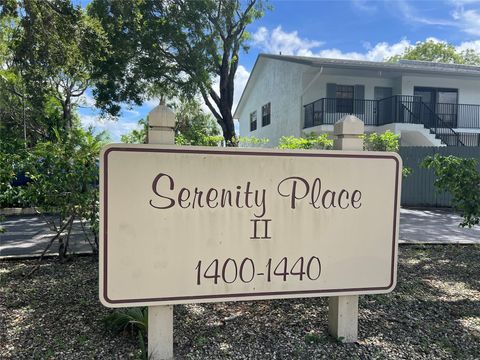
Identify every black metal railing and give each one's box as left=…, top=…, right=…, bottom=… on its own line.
left=436, top=102, right=480, bottom=129
left=303, top=98, right=378, bottom=128
left=304, top=95, right=480, bottom=146
left=418, top=101, right=465, bottom=146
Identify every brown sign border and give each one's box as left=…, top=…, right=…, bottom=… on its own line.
left=102, top=146, right=400, bottom=305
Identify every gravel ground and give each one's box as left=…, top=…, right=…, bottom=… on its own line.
left=1, top=245, right=479, bottom=359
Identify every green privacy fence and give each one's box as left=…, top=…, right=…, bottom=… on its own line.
left=399, top=147, right=480, bottom=207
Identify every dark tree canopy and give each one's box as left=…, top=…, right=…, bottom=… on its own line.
left=1, top=0, right=108, bottom=147
left=88, top=0, right=267, bottom=145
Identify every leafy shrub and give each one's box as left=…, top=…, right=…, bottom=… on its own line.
left=0, top=148, right=30, bottom=208
left=278, top=133, right=333, bottom=150
left=422, top=154, right=480, bottom=228
left=363, top=130, right=400, bottom=152
left=10, top=128, right=107, bottom=259
left=238, top=136, right=270, bottom=147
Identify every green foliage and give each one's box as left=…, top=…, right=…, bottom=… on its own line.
left=195, top=336, right=209, bottom=347
left=363, top=130, right=400, bottom=152
left=104, top=307, right=148, bottom=360
left=0, top=145, right=29, bottom=208
left=104, top=307, right=148, bottom=336
left=24, top=128, right=106, bottom=256
left=363, top=131, right=412, bottom=176
left=88, top=0, right=269, bottom=144
left=388, top=40, right=480, bottom=65
left=120, top=118, right=148, bottom=144
left=1, top=1, right=109, bottom=146
left=278, top=133, right=333, bottom=150
left=121, top=100, right=223, bottom=146
left=238, top=136, right=270, bottom=147
left=304, top=332, right=322, bottom=345
left=422, top=154, right=480, bottom=228
left=174, top=100, right=223, bottom=146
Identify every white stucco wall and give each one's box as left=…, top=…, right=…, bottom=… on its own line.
left=237, top=59, right=306, bottom=147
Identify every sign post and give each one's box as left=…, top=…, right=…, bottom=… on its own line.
left=147, top=102, right=175, bottom=360
left=328, top=115, right=365, bottom=343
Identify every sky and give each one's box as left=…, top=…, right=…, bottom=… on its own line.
left=77, top=0, right=480, bottom=140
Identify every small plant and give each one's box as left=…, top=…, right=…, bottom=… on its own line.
left=304, top=331, right=322, bottom=345
left=104, top=307, right=148, bottom=336
left=104, top=307, right=148, bottom=359
left=194, top=336, right=209, bottom=347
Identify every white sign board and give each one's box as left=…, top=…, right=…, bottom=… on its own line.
left=100, top=145, right=401, bottom=307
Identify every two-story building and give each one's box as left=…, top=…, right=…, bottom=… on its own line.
left=235, top=54, right=480, bottom=147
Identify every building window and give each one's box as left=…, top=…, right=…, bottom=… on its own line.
left=250, top=111, right=257, bottom=131
left=335, top=85, right=354, bottom=113
left=262, top=102, right=271, bottom=126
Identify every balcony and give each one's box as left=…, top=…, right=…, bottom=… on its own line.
left=304, top=96, right=480, bottom=146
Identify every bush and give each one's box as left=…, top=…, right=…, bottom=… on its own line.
left=422, top=154, right=480, bottom=228
left=363, top=130, right=400, bottom=152
left=278, top=133, right=333, bottom=150
left=3, top=128, right=107, bottom=260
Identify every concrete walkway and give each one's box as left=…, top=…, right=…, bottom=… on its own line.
left=1, top=208, right=479, bottom=258
left=0, top=215, right=94, bottom=258
left=399, top=208, right=479, bottom=244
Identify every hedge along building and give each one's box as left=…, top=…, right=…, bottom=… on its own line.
left=234, top=54, right=480, bottom=147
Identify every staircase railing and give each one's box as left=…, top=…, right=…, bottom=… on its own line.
left=417, top=101, right=465, bottom=146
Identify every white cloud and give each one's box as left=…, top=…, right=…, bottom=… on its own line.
left=351, top=0, right=378, bottom=13
left=80, top=114, right=140, bottom=141
left=452, top=8, right=480, bottom=36
left=395, top=0, right=480, bottom=36
left=145, top=98, right=161, bottom=108
left=203, top=64, right=251, bottom=115
left=252, top=26, right=324, bottom=56
left=395, top=0, right=456, bottom=26
left=456, top=39, right=480, bottom=52
left=78, top=93, right=96, bottom=108
left=251, top=26, right=480, bottom=62
left=317, top=40, right=413, bottom=61
left=252, top=26, right=412, bottom=61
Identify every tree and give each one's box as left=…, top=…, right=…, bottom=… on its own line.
left=120, top=100, right=223, bottom=146
left=2, top=0, right=108, bottom=140
left=174, top=100, right=223, bottom=146
left=88, top=0, right=268, bottom=145
left=422, top=154, right=480, bottom=228
left=388, top=40, right=480, bottom=65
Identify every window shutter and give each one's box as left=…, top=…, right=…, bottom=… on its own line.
left=326, top=83, right=336, bottom=113
left=354, top=85, right=365, bottom=115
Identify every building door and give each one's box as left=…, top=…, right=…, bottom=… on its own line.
left=414, top=87, right=458, bottom=127
left=437, top=90, right=458, bottom=127
left=374, top=87, right=393, bottom=124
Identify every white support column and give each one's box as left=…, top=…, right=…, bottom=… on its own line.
left=328, top=114, right=364, bottom=343
left=147, top=101, right=175, bottom=360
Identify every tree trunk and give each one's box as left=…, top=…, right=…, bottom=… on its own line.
left=220, top=107, right=237, bottom=146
